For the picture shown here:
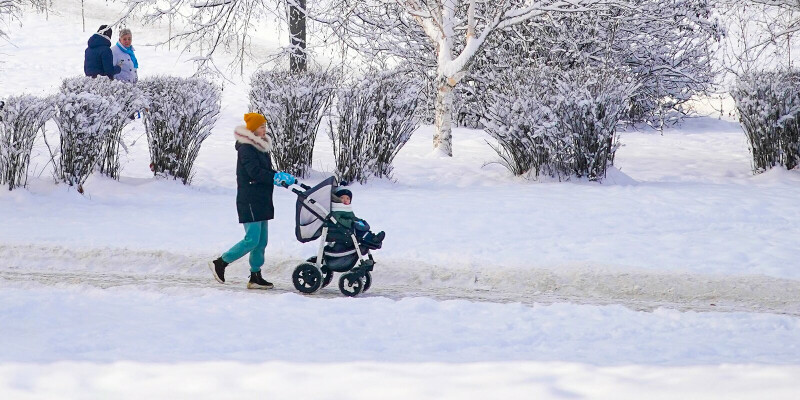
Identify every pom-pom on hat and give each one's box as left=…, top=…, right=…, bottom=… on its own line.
left=244, top=113, right=267, bottom=132
left=96, top=25, right=113, bottom=41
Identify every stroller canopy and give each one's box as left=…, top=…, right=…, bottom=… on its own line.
left=295, top=176, right=337, bottom=243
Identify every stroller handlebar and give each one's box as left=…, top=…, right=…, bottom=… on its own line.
left=280, top=180, right=312, bottom=198
left=280, top=180, right=311, bottom=190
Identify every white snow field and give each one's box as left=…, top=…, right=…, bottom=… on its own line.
left=1, top=3, right=800, bottom=399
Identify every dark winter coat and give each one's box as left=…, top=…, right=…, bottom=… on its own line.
left=234, top=126, right=276, bottom=224
left=84, top=34, right=121, bottom=79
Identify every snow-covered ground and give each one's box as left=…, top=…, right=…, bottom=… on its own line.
left=1, top=4, right=800, bottom=399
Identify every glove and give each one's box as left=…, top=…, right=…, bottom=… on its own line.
left=273, top=171, right=296, bottom=186
left=354, top=220, right=369, bottom=231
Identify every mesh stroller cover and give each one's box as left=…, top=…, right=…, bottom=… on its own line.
left=295, top=176, right=337, bottom=243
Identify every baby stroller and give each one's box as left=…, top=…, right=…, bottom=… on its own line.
left=282, top=176, right=380, bottom=297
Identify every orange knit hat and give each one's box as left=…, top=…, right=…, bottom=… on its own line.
left=244, top=113, right=267, bottom=132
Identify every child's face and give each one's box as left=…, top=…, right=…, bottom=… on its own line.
left=340, top=195, right=351, bottom=205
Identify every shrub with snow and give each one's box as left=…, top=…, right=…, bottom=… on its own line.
left=370, top=71, right=422, bottom=178
left=97, top=82, right=147, bottom=180
left=733, top=70, right=800, bottom=172
left=140, top=76, right=220, bottom=184
left=250, top=70, right=336, bottom=178
left=483, top=84, right=549, bottom=177
left=484, top=67, right=634, bottom=181
left=53, top=77, right=125, bottom=192
left=330, top=81, right=372, bottom=183
left=330, top=70, right=422, bottom=183
left=0, top=95, right=54, bottom=190
left=554, top=70, right=633, bottom=179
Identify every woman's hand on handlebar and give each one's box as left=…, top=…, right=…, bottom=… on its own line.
left=273, top=171, right=296, bottom=187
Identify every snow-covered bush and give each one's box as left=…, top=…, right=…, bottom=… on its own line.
left=140, top=76, right=220, bottom=184
left=484, top=67, right=634, bottom=181
left=0, top=95, right=54, bottom=190
left=250, top=70, right=336, bottom=178
left=97, top=82, right=147, bottom=180
left=330, top=82, right=373, bottom=183
left=555, top=70, right=633, bottom=179
left=53, top=77, right=125, bottom=192
left=367, top=71, right=422, bottom=178
left=732, top=70, right=800, bottom=172
left=330, top=70, right=422, bottom=183
left=483, top=85, right=550, bottom=177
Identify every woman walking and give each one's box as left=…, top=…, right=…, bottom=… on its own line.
left=209, top=113, right=296, bottom=289
left=111, top=28, right=139, bottom=83
left=84, top=25, right=121, bottom=80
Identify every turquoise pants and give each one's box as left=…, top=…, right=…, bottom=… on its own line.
left=221, top=221, right=268, bottom=272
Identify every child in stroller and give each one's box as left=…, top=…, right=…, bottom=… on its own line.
left=283, top=177, right=382, bottom=297
left=331, top=187, right=385, bottom=248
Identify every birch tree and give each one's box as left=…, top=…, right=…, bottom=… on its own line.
left=328, top=0, right=625, bottom=156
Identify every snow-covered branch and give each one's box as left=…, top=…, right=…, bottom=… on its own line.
left=119, top=0, right=307, bottom=73
left=0, top=0, right=49, bottom=39
left=191, top=0, right=234, bottom=8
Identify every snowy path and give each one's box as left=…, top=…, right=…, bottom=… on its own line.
left=3, top=244, right=799, bottom=316
left=4, top=250, right=800, bottom=398
left=3, top=276, right=800, bottom=366
left=2, top=362, right=799, bottom=400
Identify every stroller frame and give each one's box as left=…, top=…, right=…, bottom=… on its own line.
left=284, top=177, right=376, bottom=297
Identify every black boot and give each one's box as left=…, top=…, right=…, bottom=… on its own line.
left=364, top=231, right=383, bottom=243
left=247, top=271, right=274, bottom=290
left=208, top=257, right=228, bottom=283
left=363, top=231, right=385, bottom=248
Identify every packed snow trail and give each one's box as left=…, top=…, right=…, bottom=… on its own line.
left=3, top=244, right=798, bottom=316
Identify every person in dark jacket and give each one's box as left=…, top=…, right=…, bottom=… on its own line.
left=84, top=25, right=121, bottom=79
left=208, top=113, right=296, bottom=289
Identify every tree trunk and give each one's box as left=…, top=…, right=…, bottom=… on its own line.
left=289, top=0, right=307, bottom=73
left=434, top=79, right=454, bottom=156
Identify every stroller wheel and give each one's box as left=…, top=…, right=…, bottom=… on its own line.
left=338, top=273, right=363, bottom=297
left=363, top=271, right=372, bottom=292
left=292, top=262, right=322, bottom=294
left=322, top=267, right=333, bottom=288
left=307, top=257, right=332, bottom=287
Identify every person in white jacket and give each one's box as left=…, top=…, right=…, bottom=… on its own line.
left=111, top=28, right=138, bottom=84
